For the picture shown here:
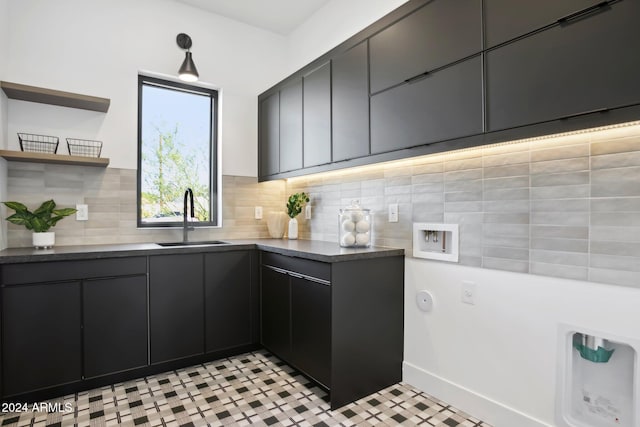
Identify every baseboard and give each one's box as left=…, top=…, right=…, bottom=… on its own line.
left=403, top=361, right=552, bottom=427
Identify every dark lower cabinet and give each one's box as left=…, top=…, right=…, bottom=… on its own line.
left=260, top=265, right=292, bottom=361
left=2, top=281, right=82, bottom=397
left=204, top=251, right=255, bottom=353
left=260, top=252, right=403, bottom=409
left=486, top=0, right=640, bottom=132
left=83, top=276, right=148, bottom=378
left=291, top=276, right=331, bottom=387
left=149, top=254, right=204, bottom=364
left=371, top=55, right=483, bottom=154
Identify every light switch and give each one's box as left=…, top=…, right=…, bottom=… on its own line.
left=254, top=206, right=263, bottom=220
left=388, top=203, right=399, bottom=222
left=305, top=205, right=312, bottom=220
left=76, top=204, right=89, bottom=221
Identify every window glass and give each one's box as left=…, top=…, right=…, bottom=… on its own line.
left=137, top=75, right=218, bottom=227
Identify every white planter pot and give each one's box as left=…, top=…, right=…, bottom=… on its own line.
left=33, top=232, right=55, bottom=249
left=288, top=217, right=298, bottom=240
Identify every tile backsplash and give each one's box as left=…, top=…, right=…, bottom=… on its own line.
left=4, top=122, right=640, bottom=288
left=6, top=166, right=286, bottom=246
left=288, top=122, right=640, bottom=288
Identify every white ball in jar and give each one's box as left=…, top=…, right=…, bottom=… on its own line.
left=355, top=219, right=370, bottom=233
left=341, top=233, right=356, bottom=246
left=341, top=219, right=355, bottom=232
left=351, top=211, right=364, bottom=223
left=355, top=233, right=370, bottom=246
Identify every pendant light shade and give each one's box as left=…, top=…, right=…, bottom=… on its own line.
left=176, top=33, right=199, bottom=82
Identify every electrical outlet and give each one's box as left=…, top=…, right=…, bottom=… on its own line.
left=305, top=204, right=312, bottom=220
left=461, top=281, right=476, bottom=305
left=254, top=206, right=263, bottom=220
left=388, top=203, right=399, bottom=222
left=76, top=204, right=89, bottom=221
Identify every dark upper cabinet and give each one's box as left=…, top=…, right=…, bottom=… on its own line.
left=332, top=41, right=370, bottom=162
left=369, top=0, right=482, bottom=93
left=290, top=276, right=331, bottom=387
left=279, top=79, right=303, bottom=172
left=2, top=281, right=82, bottom=396
left=259, top=92, right=279, bottom=177
left=303, top=62, right=332, bottom=167
left=371, top=55, right=483, bottom=154
left=484, top=0, right=603, bottom=48
left=260, top=265, right=292, bottom=361
left=204, top=251, right=254, bottom=353
left=149, top=254, right=204, bottom=364
left=486, top=0, right=640, bottom=132
left=83, top=276, right=148, bottom=378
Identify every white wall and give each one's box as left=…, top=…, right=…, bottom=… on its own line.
left=4, top=0, right=288, bottom=175
left=285, top=0, right=409, bottom=75
left=0, top=0, right=10, bottom=249
left=404, top=258, right=640, bottom=426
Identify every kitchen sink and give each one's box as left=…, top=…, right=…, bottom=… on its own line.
left=156, top=240, right=230, bottom=247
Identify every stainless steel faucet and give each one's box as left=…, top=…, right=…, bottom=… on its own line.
left=183, top=188, right=194, bottom=242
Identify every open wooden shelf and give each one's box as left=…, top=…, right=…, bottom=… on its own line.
left=1, top=81, right=110, bottom=113
left=0, top=150, right=110, bottom=167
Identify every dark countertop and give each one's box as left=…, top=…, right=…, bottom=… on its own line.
left=0, top=239, right=404, bottom=264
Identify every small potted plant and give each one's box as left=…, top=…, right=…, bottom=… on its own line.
left=3, top=200, right=77, bottom=248
left=286, top=192, right=309, bottom=240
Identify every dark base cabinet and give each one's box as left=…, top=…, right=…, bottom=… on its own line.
left=260, top=252, right=404, bottom=409
left=0, top=250, right=260, bottom=402
left=83, top=276, right=148, bottom=378
left=205, top=251, right=257, bottom=353
left=2, top=281, right=82, bottom=397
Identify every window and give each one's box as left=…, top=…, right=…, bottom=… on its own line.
left=137, top=75, right=219, bottom=227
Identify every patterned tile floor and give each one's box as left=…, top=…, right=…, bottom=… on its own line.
left=0, top=351, right=491, bottom=427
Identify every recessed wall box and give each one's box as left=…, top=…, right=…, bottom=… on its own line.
left=413, top=223, right=459, bottom=262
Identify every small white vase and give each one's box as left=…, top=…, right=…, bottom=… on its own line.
left=33, top=231, right=55, bottom=249
left=288, top=217, right=298, bottom=240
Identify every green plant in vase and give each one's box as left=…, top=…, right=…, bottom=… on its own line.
left=286, top=192, right=309, bottom=240
left=3, top=200, right=77, bottom=248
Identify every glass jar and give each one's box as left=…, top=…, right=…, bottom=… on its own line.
left=339, top=200, right=372, bottom=248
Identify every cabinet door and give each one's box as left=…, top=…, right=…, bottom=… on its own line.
left=303, top=62, right=331, bottom=167
left=149, top=254, right=204, bottom=363
left=371, top=55, right=483, bottom=154
left=484, top=0, right=602, bottom=48
left=291, top=277, right=331, bottom=387
left=259, top=92, right=279, bottom=177
left=260, top=266, right=291, bottom=360
left=369, top=0, right=481, bottom=93
left=332, top=41, right=369, bottom=162
left=2, top=281, right=81, bottom=396
left=486, top=0, right=640, bottom=132
left=205, top=251, right=253, bottom=353
left=83, top=276, right=148, bottom=378
left=280, top=79, right=303, bottom=172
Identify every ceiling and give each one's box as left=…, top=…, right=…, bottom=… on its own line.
left=174, top=0, right=333, bottom=35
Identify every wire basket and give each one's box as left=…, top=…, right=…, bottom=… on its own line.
left=17, top=133, right=59, bottom=154
left=66, top=138, right=103, bottom=158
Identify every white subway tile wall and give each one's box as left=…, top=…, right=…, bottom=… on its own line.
left=288, top=122, right=640, bottom=288
left=6, top=170, right=286, bottom=246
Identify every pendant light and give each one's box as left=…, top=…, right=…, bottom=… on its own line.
left=176, top=33, right=199, bottom=82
